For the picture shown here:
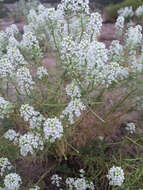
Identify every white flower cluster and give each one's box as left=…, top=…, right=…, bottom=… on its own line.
left=8, top=36, right=19, bottom=48
left=135, top=5, right=143, bottom=17
left=84, top=41, right=128, bottom=87
left=125, top=122, right=136, bottom=134
left=115, top=16, right=125, bottom=36
left=0, top=157, right=22, bottom=190
left=125, top=25, right=142, bottom=50
left=118, top=6, right=134, bottom=18
left=7, top=46, right=28, bottom=67
left=43, top=118, right=63, bottom=143
left=108, top=40, right=124, bottom=63
left=0, top=56, right=14, bottom=78
left=5, top=24, right=19, bottom=38
left=61, top=98, right=86, bottom=124
left=16, top=67, right=35, bottom=95
left=107, top=166, right=125, bottom=187
left=0, top=31, right=7, bottom=53
left=25, top=5, right=61, bottom=42
left=37, top=66, right=48, bottom=79
left=4, top=173, right=22, bottom=190
left=60, top=36, right=80, bottom=67
left=0, top=157, right=12, bottom=176
left=66, top=177, right=94, bottom=190
left=4, top=129, right=20, bottom=145
left=66, top=82, right=81, bottom=99
left=21, top=31, right=42, bottom=58
left=0, top=25, right=19, bottom=56
left=58, top=0, right=89, bottom=15
left=99, top=62, right=129, bottom=87
left=19, top=132, right=44, bottom=156
left=51, top=170, right=94, bottom=190
left=66, top=169, right=95, bottom=190
left=128, top=50, right=143, bottom=73
left=86, top=12, right=102, bottom=40
left=51, top=174, right=62, bottom=187
left=20, top=104, right=45, bottom=130
left=0, top=97, right=13, bottom=119
left=23, top=3, right=131, bottom=92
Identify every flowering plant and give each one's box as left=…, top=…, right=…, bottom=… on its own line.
left=0, top=0, right=143, bottom=189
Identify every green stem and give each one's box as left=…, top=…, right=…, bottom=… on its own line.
left=105, top=87, right=137, bottom=118
left=87, top=105, right=105, bottom=123
left=125, top=136, right=143, bottom=149
left=36, top=164, right=57, bottom=185
left=64, top=137, right=79, bottom=154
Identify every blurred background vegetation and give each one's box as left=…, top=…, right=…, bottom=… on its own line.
left=0, top=0, right=143, bottom=21
left=1, top=0, right=124, bottom=4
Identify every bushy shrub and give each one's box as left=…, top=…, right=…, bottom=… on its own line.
left=0, top=0, right=143, bottom=189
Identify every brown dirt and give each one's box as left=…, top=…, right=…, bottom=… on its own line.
left=100, top=22, right=116, bottom=48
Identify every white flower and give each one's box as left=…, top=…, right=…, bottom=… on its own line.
left=43, top=118, right=63, bottom=143
left=27, top=9, right=37, bottom=24
left=86, top=41, right=108, bottom=71
left=125, top=122, right=136, bottom=134
left=135, top=5, right=143, bottom=17
left=66, top=177, right=75, bottom=190
left=37, top=66, right=48, bottom=79
left=86, top=12, right=102, bottom=40
left=19, top=132, right=44, bottom=156
left=29, top=115, right=45, bottom=130
left=0, top=157, right=12, bottom=176
left=0, top=97, right=14, bottom=119
left=125, top=25, right=142, bottom=50
left=115, top=16, right=125, bottom=36
left=107, top=166, right=125, bottom=187
left=108, top=40, right=124, bottom=63
left=4, top=129, right=20, bottom=144
left=58, top=0, right=89, bottom=15
left=128, top=50, right=143, bottom=73
left=7, top=46, right=28, bottom=67
left=51, top=174, right=62, bottom=187
left=118, top=6, right=134, bottom=18
left=16, top=67, right=35, bottom=95
left=79, top=169, right=85, bottom=177
left=4, top=173, right=22, bottom=190
left=65, top=176, right=94, bottom=190
left=74, top=178, right=88, bottom=190
left=29, top=186, right=40, bottom=190
left=8, top=36, right=19, bottom=48
left=0, top=56, right=14, bottom=78
left=101, top=62, right=129, bottom=87
left=20, top=104, right=45, bottom=130
left=61, top=98, right=86, bottom=124
left=66, top=82, right=81, bottom=99
left=5, top=24, right=19, bottom=38
left=21, top=31, right=42, bottom=58
left=20, top=104, right=37, bottom=121
left=38, top=4, right=46, bottom=14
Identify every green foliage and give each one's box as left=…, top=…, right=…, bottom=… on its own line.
left=0, top=139, right=19, bottom=161
left=0, top=3, right=8, bottom=18
left=104, top=0, right=143, bottom=22
left=0, top=118, right=19, bottom=161
left=3, top=0, right=18, bottom=3
left=94, top=0, right=124, bottom=6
